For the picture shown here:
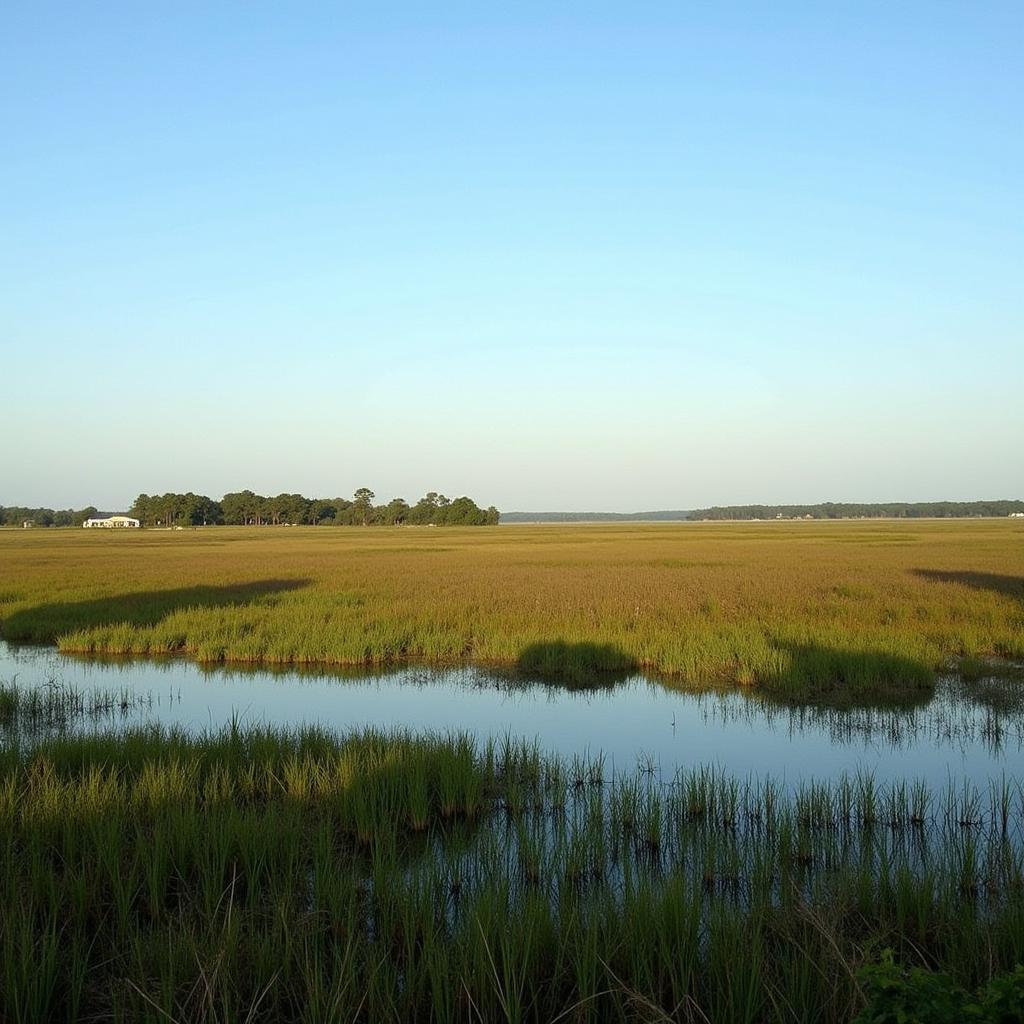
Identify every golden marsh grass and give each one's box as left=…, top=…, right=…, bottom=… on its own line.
left=1, top=520, right=1022, bottom=700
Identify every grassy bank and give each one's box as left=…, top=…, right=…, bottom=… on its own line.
left=1, top=723, right=1022, bottom=1022
left=1, top=521, right=1022, bottom=701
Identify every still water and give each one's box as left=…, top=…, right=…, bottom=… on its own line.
left=1, top=641, right=1021, bottom=788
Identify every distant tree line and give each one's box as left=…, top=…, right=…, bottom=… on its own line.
left=0, top=505, right=100, bottom=528
left=2, top=490, right=499, bottom=528
left=689, top=500, right=1024, bottom=520
left=502, top=500, right=1024, bottom=523
left=8, top=497, right=1020, bottom=528
left=126, top=489, right=500, bottom=528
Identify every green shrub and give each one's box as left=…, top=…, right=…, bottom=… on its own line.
left=855, top=951, right=1024, bottom=1024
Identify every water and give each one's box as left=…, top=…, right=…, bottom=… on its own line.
left=1, top=641, right=1021, bottom=788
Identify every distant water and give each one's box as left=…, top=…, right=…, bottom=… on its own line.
left=1, top=641, right=1021, bottom=789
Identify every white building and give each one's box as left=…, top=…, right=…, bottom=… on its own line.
left=83, top=515, right=141, bottom=529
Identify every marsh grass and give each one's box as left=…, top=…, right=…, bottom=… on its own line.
left=2, top=721, right=1024, bottom=1022
left=1, top=520, right=1022, bottom=702
left=0, top=677, right=153, bottom=733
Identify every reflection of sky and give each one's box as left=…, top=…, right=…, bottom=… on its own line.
left=2, top=642, right=1021, bottom=790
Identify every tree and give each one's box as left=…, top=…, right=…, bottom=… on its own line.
left=328, top=498, right=353, bottom=525
left=352, top=488, right=375, bottom=526
left=72, top=506, right=99, bottom=526
left=129, top=495, right=152, bottom=524
left=308, top=499, right=336, bottom=525
left=433, top=495, right=452, bottom=525
left=446, top=496, right=486, bottom=525
left=222, top=490, right=262, bottom=525
left=384, top=498, right=410, bottom=525
left=408, top=493, right=439, bottom=525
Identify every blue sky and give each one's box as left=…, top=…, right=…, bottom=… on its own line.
left=3, top=3, right=1021, bottom=511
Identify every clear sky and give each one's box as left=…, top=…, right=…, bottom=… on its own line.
left=3, top=3, right=1021, bottom=512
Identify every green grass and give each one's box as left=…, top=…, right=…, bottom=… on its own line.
left=1, top=520, right=1022, bottom=702
left=0, top=723, right=1022, bottom=1022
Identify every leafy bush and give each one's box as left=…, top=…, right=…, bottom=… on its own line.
left=855, top=950, right=1024, bottom=1023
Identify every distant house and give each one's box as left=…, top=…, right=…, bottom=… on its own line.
left=83, top=515, right=141, bottom=529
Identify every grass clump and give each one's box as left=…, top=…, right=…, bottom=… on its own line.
left=0, top=677, right=152, bottom=734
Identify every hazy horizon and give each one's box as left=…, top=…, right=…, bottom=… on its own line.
left=4, top=4, right=1022, bottom=511
left=4, top=489, right=1023, bottom=519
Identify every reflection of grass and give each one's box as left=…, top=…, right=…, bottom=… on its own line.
left=956, top=672, right=1024, bottom=714
left=516, top=641, right=638, bottom=683
left=3, top=724, right=1024, bottom=1021
left=1, top=521, right=1022, bottom=700
left=700, top=679, right=1024, bottom=752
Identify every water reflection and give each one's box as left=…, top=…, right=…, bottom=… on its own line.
left=1, top=641, right=1022, bottom=789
